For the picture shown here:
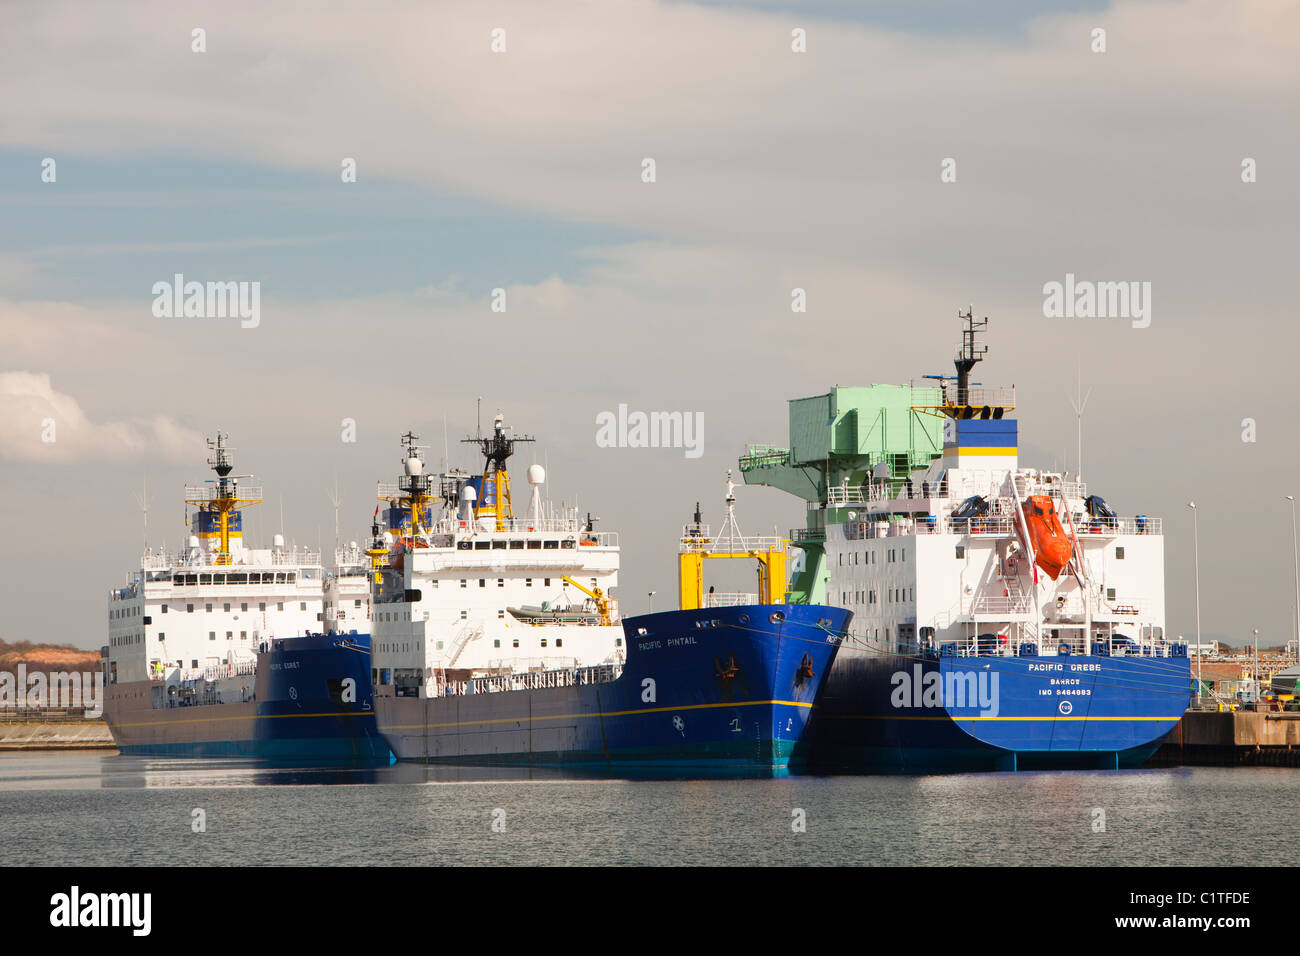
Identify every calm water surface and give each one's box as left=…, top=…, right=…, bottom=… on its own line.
left=0, top=753, right=1292, bottom=866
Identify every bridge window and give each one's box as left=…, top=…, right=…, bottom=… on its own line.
left=527, top=541, right=542, bottom=550
left=544, top=540, right=559, bottom=549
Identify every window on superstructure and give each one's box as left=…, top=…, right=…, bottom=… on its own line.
left=209, top=632, right=216, bottom=641
left=492, top=540, right=506, bottom=550
left=206, top=603, right=213, bottom=612
left=494, top=639, right=501, bottom=648
left=223, top=603, right=231, bottom=612
left=460, top=579, right=467, bottom=588
left=431, top=579, right=438, bottom=588
left=527, top=541, right=542, bottom=550
left=214, top=574, right=227, bottom=585
left=479, top=579, right=486, bottom=588
left=509, top=540, right=524, bottom=549
left=226, top=631, right=232, bottom=640
left=300, top=602, right=306, bottom=611
left=544, top=540, right=559, bottom=549
left=241, top=603, right=248, bottom=612
left=541, top=639, right=548, bottom=647
left=512, top=639, right=520, bottom=648
left=474, top=541, right=490, bottom=550
left=460, top=611, right=467, bottom=619
left=241, top=631, right=247, bottom=640
left=288, top=573, right=296, bottom=583
left=354, top=600, right=362, bottom=608
left=158, top=633, right=164, bottom=641
left=277, top=602, right=284, bottom=611
left=955, top=546, right=965, bottom=559
left=615, top=638, right=622, bottom=647
left=276, top=573, right=286, bottom=583
left=1106, top=588, right=1116, bottom=601
left=191, top=660, right=198, bottom=668
left=544, top=578, right=551, bottom=587
left=187, top=604, right=194, bottom=613
left=1115, top=547, right=1125, bottom=559
left=200, top=574, right=212, bottom=585
left=556, top=639, right=563, bottom=648
left=839, top=554, right=843, bottom=566
left=498, top=610, right=505, bottom=619
left=497, top=579, right=504, bottom=587
left=526, top=578, right=532, bottom=586
left=161, top=604, right=167, bottom=614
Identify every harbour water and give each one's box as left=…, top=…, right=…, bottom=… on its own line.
left=2, top=753, right=1295, bottom=866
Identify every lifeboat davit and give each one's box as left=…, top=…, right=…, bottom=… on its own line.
left=1021, top=495, right=1072, bottom=580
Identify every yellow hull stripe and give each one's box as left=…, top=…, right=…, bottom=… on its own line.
left=824, top=714, right=1181, bottom=722
left=381, top=697, right=813, bottom=732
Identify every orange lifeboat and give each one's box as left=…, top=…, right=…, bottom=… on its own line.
left=1021, top=495, right=1072, bottom=580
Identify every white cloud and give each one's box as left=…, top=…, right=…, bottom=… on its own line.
left=0, top=371, right=203, bottom=463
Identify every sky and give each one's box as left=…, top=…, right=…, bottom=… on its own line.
left=0, top=0, right=1296, bottom=650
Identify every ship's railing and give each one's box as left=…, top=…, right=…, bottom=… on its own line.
left=704, top=592, right=758, bottom=608
left=1071, top=515, right=1161, bottom=536
left=828, top=481, right=950, bottom=507
left=679, top=528, right=785, bottom=553
left=969, top=594, right=1035, bottom=615
left=739, top=444, right=790, bottom=469
left=939, top=383, right=1016, bottom=409
left=183, top=483, right=264, bottom=502
left=450, top=662, right=624, bottom=697
left=144, top=548, right=323, bottom=570
left=791, top=527, right=825, bottom=544
left=1017, top=478, right=1088, bottom=500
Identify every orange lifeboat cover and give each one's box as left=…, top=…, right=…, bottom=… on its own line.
left=1021, top=495, right=1072, bottom=580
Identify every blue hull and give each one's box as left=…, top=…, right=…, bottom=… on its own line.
left=376, top=604, right=852, bottom=774
left=108, top=633, right=392, bottom=764
left=799, top=646, right=1193, bottom=773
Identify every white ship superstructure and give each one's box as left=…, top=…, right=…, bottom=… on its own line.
left=824, top=467, right=1166, bottom=658
left=106, top=434, right=325, bottom=700
left=371, top=418, right=622, bottom=698
left=325, top=541, right=372, bottom=635
left=822, top=314, right=1166, bottom=659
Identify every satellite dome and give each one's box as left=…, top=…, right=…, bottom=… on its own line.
left=462, top=484, right=477, bottom=502
left=527, top=464, right=546, bottom=486
left=188, top=535, right=199, bottom=549
left=405, top=455, right=423, bottom=477
left=273, top=533, right=285, bottom=549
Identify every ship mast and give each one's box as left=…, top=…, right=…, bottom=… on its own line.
left=185, top=433, right=262, bottom=566
left=462, top=414, right=534, bottom=531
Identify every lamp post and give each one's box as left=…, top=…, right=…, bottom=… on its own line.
left=1189, top=502, right=1201, bottom=706
left=648, top=590, right=656, bottom=614
left=1288, top=497, right=1299, bottom=666
left=1253, top=628, right=1260, bottom=703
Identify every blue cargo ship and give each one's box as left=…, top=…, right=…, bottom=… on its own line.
left=374, top=602, right=851, bottom=772
left=102, top=433, right=391, bottom=763
left=742, top=311, right=1194, bottom=772
left=104, top=631, right=392, bottom=762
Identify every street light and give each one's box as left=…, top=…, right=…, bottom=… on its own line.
left=648, top=590, right=656, bottom=614
left=1189, top=502, right=1201, bottom=706
left=1288, top=496, right=1299, bottom=666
